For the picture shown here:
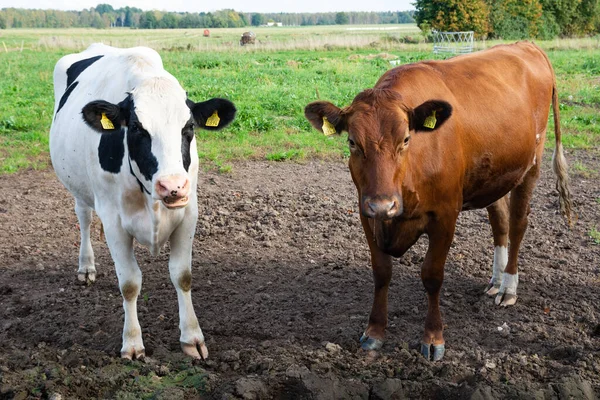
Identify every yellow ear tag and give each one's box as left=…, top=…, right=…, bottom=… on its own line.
left=423, top=110, right=437, bottom=129
left=322, top=117, right=336, bottom=136
left=205, top=111, right=220, bottom=127
left=100, top=113, right=115, bottom=130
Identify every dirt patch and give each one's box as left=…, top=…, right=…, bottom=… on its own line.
left=0, top=151, right=599, bottom=399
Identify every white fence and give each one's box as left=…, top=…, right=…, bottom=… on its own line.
left=432, top=31, right=474, bottom=55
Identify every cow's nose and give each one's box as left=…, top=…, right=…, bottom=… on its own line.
left=363, top=196, right=401, bottom=220
left=155, top=175, right=190, bottom=199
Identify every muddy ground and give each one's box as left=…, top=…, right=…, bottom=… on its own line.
left=0, top=151, right=599, bottom=399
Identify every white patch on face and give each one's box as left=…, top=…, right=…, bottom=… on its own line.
left=499, top=272, right=518, bottom=295
left=535, top=133, right=540, bottom=144
left=132, top=76, right=189, bottom=136
left=492, top=246, right=508, bottom=283
left=131, top=76, right=192, bottom=178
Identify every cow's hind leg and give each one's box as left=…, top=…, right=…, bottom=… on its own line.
left=495, top=163, right=541, bottom=307
left=484, top=196, right=509, bottom=296
left=75, top=199, right=96, bottom=283
left=168, top=207, right=207, bottom=360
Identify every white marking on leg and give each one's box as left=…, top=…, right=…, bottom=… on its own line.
left=498, top=272, right=519, bottom=295
left=492, top=246, right=508, bottom=285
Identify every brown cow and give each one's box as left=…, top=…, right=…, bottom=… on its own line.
left=304, top=41, right=572, bottom=361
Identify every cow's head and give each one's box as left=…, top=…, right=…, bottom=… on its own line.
left=305, top=89, right=451, bottom=220
left=82, top=77, right=236, bottom=209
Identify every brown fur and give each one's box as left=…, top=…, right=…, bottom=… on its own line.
left=304, top=41, right=573, bottom=354
left=178, top=270, right=192, bottom=292
left=121, top=281, right=139, bottom=302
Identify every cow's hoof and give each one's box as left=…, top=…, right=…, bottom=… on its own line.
left=181, top=341, right=209, bottom=360
left=484, top=281, right=500, bottom=296
left=77, top=270, right=96, bottom=283
left=495, top=293, right=517, bottom=307
left=121, top=347, right=145, bottom=360
left=421, top=343, right=445, bottom=361
left=359, top=333, right=383, bottom=351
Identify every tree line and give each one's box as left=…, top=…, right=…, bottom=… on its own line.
left=414, top=0, right=600, bottom=39
left=0, top=5, right=415, bottom=29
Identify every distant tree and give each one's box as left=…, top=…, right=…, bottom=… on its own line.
left=415, top=0, right=489, bottom=35
left=251, top=13, right=264, bottom=26
left=0, top=15, right=6, bottom=29
left=487, top=0, right=543, bottom=39
left=397, top=11, right=415, bottom=23
left=95, top=4, right=114, bottom=14
left=160, top=13, right=178, bottom=28
left=573, top=0, right=600, bottom=34
left=541, top=0, right=600, bottom=36
left=139, top=11, right=157, bottom=29
left=124, top=8, right=133, bottom=27
left=179, top=13, right=202, bottom=28
left=90, top=11, right=106, bottom=28
left=335, top=12, right=349, bottom=24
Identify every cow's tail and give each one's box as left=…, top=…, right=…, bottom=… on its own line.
left=550, top=81, right=573, bottom=226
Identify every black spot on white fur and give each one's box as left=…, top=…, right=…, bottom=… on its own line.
left=126, top=104, right=158, bottom=181
left=98, top=128, right=125, bottom=173
left=56, top=81, right=78, bottom=116
left=66, top=55, right=104, bottom=87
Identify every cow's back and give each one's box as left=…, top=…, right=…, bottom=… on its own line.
left=377, top=42, right=554, bottom=208
left=378, top=42, right=553, bottom=136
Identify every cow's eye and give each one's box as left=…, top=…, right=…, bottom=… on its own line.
left=348, top=138, right=356, bottom=147
left=404, top=135, right=411, bottom=145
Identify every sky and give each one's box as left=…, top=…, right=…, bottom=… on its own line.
left=0, top=0, right=415, bottom=13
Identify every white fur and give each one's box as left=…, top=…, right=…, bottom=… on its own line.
left=498, top=272, right=519, bottom=295
left=50, top=44, right=203, bottom=357
left=491, top=246, right=508, bottom=285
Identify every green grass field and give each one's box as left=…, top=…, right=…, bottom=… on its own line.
left=0, top=27, right=599, bottom=173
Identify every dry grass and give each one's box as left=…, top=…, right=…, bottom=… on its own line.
left=2, top=27, right=598, bottom=54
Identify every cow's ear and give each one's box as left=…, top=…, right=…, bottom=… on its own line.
left=411, top=100, right=452, bottom=132
left=82, top=100, right=129, bottom=133
left=304, top=101, right=346, bottom=135
left=188, top=98, right=236, bottom=131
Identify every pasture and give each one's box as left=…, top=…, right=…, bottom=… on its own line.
left=1, top=27, right=599, bottom=173
left=0, top=27, right=599, bottom=398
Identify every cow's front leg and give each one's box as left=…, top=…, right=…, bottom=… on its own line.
left=420, top=216, right=456, bottom=361
left=74, top=199, right=96, bottom=283
left=359, top=216, right=393, bottom=351
left=102, top=219, right=145, bottom=359
left=169, top=208, right=207, bottom=360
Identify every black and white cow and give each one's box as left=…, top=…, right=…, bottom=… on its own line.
left=49, top=44, right=236, bottom=360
